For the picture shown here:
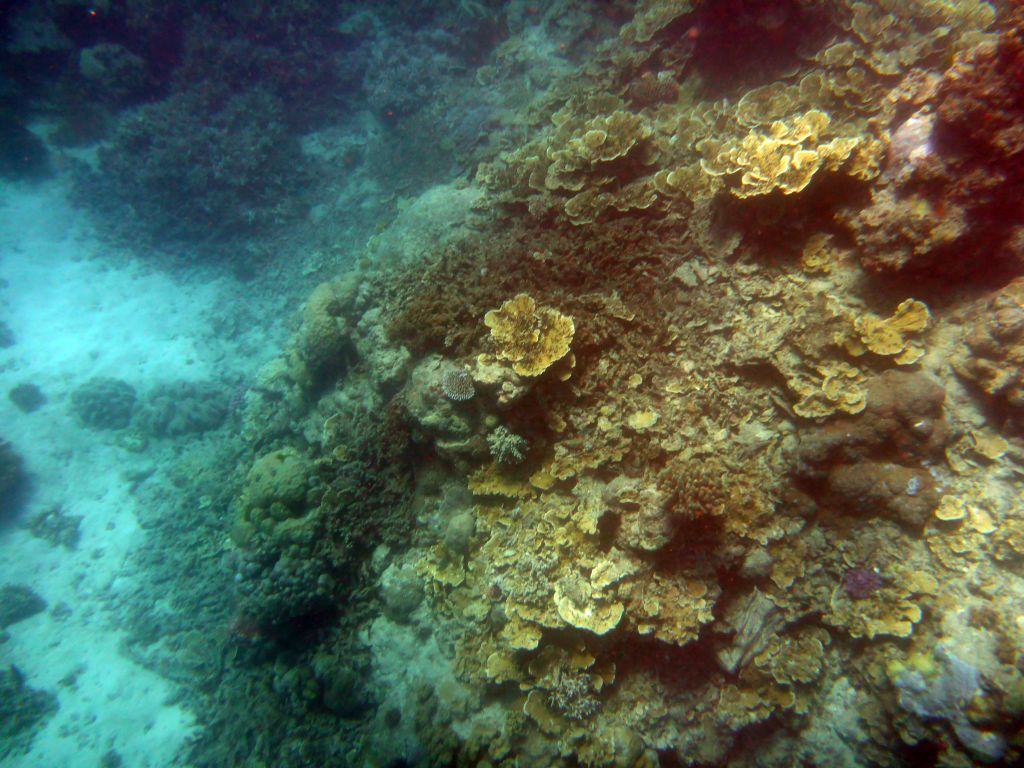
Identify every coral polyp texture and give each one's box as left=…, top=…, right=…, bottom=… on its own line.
left=187, top=2, right=1024, bottom=768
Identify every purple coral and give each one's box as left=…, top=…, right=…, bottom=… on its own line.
left=441, top=368, right=475, bottom=402
left=843, top=566, right=888, bottom=599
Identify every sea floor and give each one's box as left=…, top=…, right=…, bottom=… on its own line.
left=0, top=182, right=276, bottom=766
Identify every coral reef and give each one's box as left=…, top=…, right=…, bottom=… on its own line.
left=44, top=2, right=1024, bottom=767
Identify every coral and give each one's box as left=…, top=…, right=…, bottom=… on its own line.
left=486, top=426, right=528, bottom=465
left=70, top=377, right=136, bottom=430
left=441, top=368, right=475, bottom=402
left=135, top=380, right=228, bottom=437
left=296, top=279, right=356, bottom=380
left=698, top=110, right=868, bottom=198
left=477, top=102, right=659, bottom=225
left=850, top=298, right=930, bottom=365
left=619, top=0, right=694, bottom=44
left=241, top=447, right=311, bottom=515
left=24, top=505, right=82, bottom=549
left=842, top=566, right=888, bottom=599
left=827, top=564, right=937, bottom=640
left=484, top=294, right=575, bottom=377
left=89, top=86, right=308, bottom=247
left=553, top=572, right=624, bottom=636
left=546, top=670, right=601, bottom=721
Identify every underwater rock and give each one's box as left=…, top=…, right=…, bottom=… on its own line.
left=8, top=383, right=46, bottom=413
left=827, top=461, right=938, bottom=528
left=354, top=307, right=411, bottom=392
left=70, top=377, right=136, bottom=430
left=0, top=584, right=46, bottom=629
left=77, top=43, right=153, bottom=106
left=442, top=510, right=475, bottom=555
left=798, top=370, right=947, bottom=526
left=956, top=276, right=1024, bottom=427
left=319, top=665, right=372, bottom=719
left=0, top=321, right=14, bottom=348
left=799, top=370, right=947, bottom=465
left=716, top=587, right=786, bottom=675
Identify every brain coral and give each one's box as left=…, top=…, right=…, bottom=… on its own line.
left=484, top=294, right=574, bottom=377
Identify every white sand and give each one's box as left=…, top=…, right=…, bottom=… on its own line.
left=0, top=181, right=258, bottom=766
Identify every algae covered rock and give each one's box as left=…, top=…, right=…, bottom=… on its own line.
left=70, top=376, right=136, bottom=430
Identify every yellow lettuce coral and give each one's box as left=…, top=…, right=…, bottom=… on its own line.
left=851, top=298, right=930, bottom=364
left=485, top=294, right=575, bottom=377
left=699, top=110, right=863, bottom=197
